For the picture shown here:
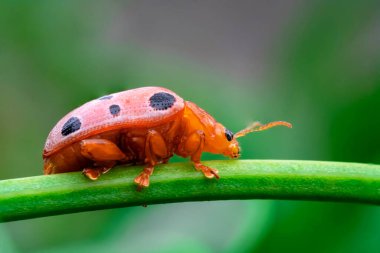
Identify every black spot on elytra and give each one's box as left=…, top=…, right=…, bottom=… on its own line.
left=149, top=92, right=176, bottom=110
left=98, top=95, right=113, bottom=100
left=61, top=117, right=81, bottom=136
left=109, top=104, right=121, bottom=116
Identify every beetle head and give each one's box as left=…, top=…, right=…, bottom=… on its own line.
left=204, top=123, right=240, bottom=159
left=206, top=121, right=292, bottom=159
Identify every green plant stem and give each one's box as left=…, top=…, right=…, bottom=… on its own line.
left=1, top=160, right=379, bottom=222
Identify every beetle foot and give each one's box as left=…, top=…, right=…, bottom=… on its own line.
left=83, top=167, right=111, bottom=180
left=193, top=162, right=220, bottom=179
left=134, top=167, right=154, bottom=190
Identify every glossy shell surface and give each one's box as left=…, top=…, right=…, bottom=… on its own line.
left=43, top=87, right=184, bottom=157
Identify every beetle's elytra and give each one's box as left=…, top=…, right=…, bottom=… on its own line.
left=43, top=86, right=292, bottom=188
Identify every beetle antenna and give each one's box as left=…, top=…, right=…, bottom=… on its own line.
left=235, top=121, right=292, bottom=138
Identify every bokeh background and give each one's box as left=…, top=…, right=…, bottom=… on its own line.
left=1, top=1, right=380, bottom=252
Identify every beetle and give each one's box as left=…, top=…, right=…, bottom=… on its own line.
left=43, top=86, right=291, bottom=188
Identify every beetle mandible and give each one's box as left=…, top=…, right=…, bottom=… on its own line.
left=43, top=86, right=291, bottom=188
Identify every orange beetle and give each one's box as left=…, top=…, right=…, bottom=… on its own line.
left=43, top=87, right=291, bottom=188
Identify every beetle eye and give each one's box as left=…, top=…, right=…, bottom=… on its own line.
left=225, top=129, right=234, bottom=141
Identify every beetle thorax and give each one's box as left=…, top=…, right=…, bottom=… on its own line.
left=178, top=101, right=239, bottom=158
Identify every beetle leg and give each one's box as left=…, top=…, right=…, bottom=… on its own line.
left=80, top=139, right=126, bottom=161
left=185, top=130, right=220, bottom=179
left=134, top=166, right=154, bottom=191
left=134, top=130, right=168, bottom=189
left=193, top=162, right=219, bottom=179
left=80, top=139, right=126, bottom=180
left=83, top=166, right=113, bottom=180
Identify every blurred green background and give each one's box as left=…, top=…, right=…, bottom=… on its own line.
left=1, top=1, right=379, bottom=252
